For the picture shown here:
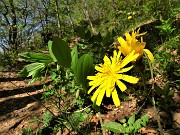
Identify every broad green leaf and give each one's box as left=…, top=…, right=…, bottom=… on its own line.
left=51, top=37, right=71, bottom=68
left=31, top=68, right=43, bottom=78
left=71, top=45, right=78, bottom=72
left=19, top=67, right=29, bottom=77
left=127, top=114, right=135, bottom=126
left=19, top=63, right=45, bottom=77
left=18, top=52, right=30, bottom=60
left=101, top=122, right=125, bottom=133
left=25, top=63, right=45, bottom=76
left=28, top=77, right=39, bottom=85
left=18, top=52, right=52, bottom=64
left=74, top=53, right=94, bottom=90
left=48, top=41, right=57, bottom=61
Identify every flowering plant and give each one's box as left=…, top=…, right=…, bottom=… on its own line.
left=87, top=50, right=139, bottom=107
left=117, top=28, right=155, bottom=62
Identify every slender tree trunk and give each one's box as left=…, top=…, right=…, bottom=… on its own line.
left=9, top=0, right=18, bottom=53
left=55, top=0, right=63, bottom=38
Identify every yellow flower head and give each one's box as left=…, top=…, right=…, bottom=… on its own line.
left=87, top=50, right=139, bottom=107
left=117, top=28, right=155, bottom=62
left=128, top=16, right=133, bottom=20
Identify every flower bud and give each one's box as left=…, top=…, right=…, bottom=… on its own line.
left=76, top=89, right=80, bottom=99
left=57, top=65, right=60, bottom=71
left=72, top=79, right=75, bottom=88
left=66, top=72, right=69, bottom=79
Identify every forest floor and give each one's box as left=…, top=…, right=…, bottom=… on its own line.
left=0, top=68, right=180, bottom=135
left=0, top=70, right=54, bottom=135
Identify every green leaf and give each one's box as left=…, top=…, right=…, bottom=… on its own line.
left=74, top=53, right=94, bottom=90
left=43, top=111, right=53, bottom=127
left=133, top=119, right=142, bottom=132
left=127, top=125, right=134, bottom=132
left=25, top=63, right=45, bottom=76
left=102, top=32, right=114, bottom=46
left=75, top=26, right=85, bottom=39
left=51, top=72, right=57, bottom=80
left=120, top=118, right=126, bottom=124
left=167, top=91, right=174, bottom=97
left=141, top=114, right=148, bottom=127
left=69, top=112, right=88, bottom=127
left=71, top=45, right=78, bottom=72
left=19, top=63, right=45, bottom=77
left=19, top=52, right=52, bottom=64
left=101, top=122, right=125, bottom=133
left=51, top=37, right=71, bottom=68
left=18, top=67, right=29, bottom=77
left=163, top=82, right=170, bottom=94
left=48, top=40, right=57, bottom=61
left=28, top=77, right=39, bottom=85
left=29, top=117, right=38, bottom=123
left=85, top=30, right=92, bottom=39
left=127, top=114, right=135, bottom=126
left=154, top=84, right=164, bottom=95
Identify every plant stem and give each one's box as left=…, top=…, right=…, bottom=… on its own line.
left=146, top=54, right=163, bottom=135
left=98, top=112, right=106, bottom=135
left=152, top=97, right=163, bottom=135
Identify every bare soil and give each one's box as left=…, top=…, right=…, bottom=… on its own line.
left=0, top=71, right=53, bottom=135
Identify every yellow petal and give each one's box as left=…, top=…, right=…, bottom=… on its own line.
left=88, top=85, right=97, bottom=94
left=116, top=80, right=127, bottom=91
left=143, top=49, right=155, bottom=62
left=125, top=33, right=132, bottom=42
left=91, top=87, right=101, bottom=102
left=119, top=46, right=128, bottom=56
left=89, top=76, right=103, bottom=86
left=118, top=37, right=127, bottom=49
left=106, top=88, right=111, bottom=97
left=95, top=66, right=103, bottom=72
left=120, top=50, right=139, bottom=68
left=106, top=77, right=114, bottom=89
left=104, top=55, right=111, bottom=65
left=87, top=76, right=96, bottom=80
left=122, top=75, right=139, bottom=84
left=118, top=65, right=134, bottom=73
left=112, top=90, right=120, bottom=107
left=96, top=88, right=106, bottom=106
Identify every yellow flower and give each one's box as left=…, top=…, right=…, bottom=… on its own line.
left=117, top=28, right=155, bottom=62
left=87, top=50, right=139, bottom=107
left=128, top=16, right=132, bottom=20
